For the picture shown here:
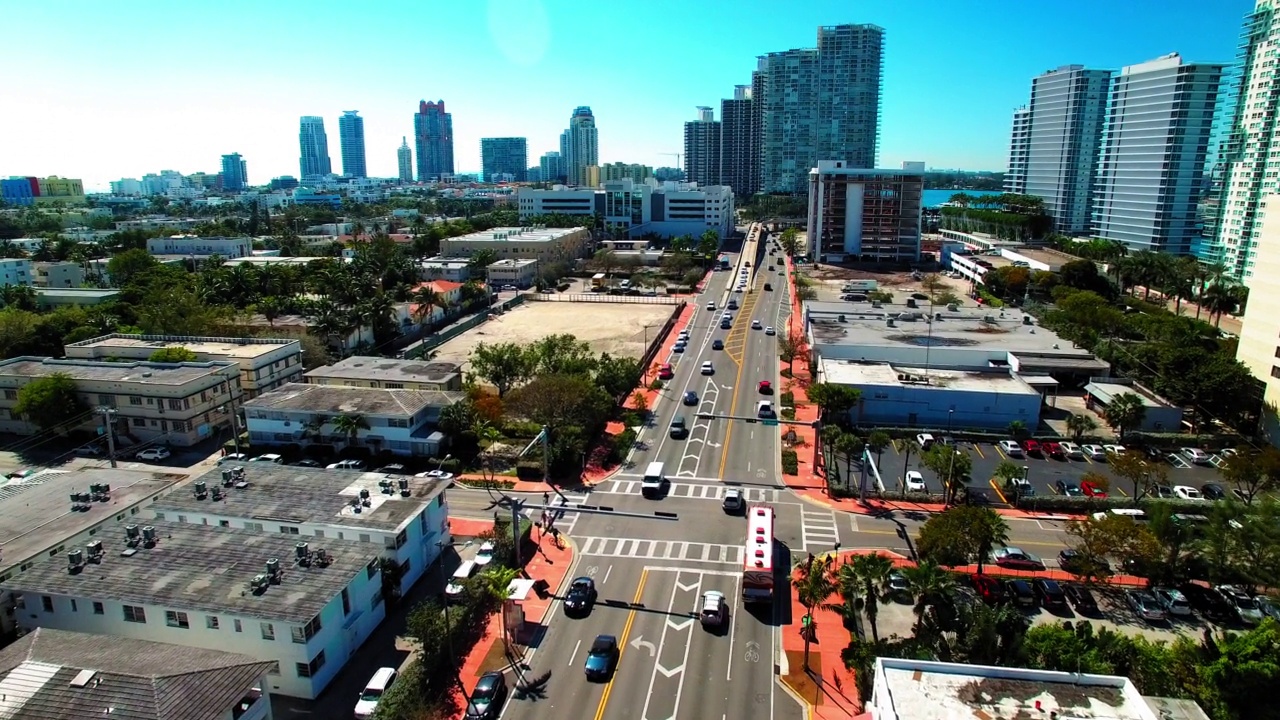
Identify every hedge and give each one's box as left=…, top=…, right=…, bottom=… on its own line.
left=781, top=449, right=799, bottom=474
left=1013, top=494, right=1215, bottom=515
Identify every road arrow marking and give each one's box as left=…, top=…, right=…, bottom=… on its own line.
left=630, top=635, right=657, bottom=656
left=676, top=580, right=699, bottom=592
left=667, top=617, right=695, bottom=631
left=656, top=663, right=685, bottom=678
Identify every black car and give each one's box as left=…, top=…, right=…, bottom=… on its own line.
left=564, top=577, right=597, bottom=616
left=1055, top=480, right=1082, bottom=497
left=764, top=282, right=773, bottom=291
left=669, top=417, right=688, bottom=439
left=1062, top=583, right=1099, bottom=615
left=1033, top=579, right=1067, bottom=608
left=292, top=458, right=323, bottom=468
left=463, top=671, right=507, bottom=720
left=1201, top=482, right=1227, bottom=501
left=1178, top=582, right=1233, bottom=622
left=1144, top=446, right=1166, bottom=461
left=712, top=339, right=724, bottom=350
left=584, top=635, right=619, bottom=680
left=1004, top=579, right=1036, bottom=608
left=1057, top=549, right=1111, bottom=577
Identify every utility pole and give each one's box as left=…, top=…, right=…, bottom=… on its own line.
left=97, top=407, right=118, bottom=468
left=540, top=425, right=549, bottom=485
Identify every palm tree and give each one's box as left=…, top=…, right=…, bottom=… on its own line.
left=900, top=560, right=957, bottom=637
left=256, top=296, right=285, bottom=327
left=867, top=431, right=891, bottom=472
left=836, top=433, right=865, bottom=495
left=331, top=413, right=369, bottom=448
left=477, top=566, right=522, bottom=650
left=792, top=554, right=836, bottom=669
left=1201, top=282, right=1239, bottom=328
left=301, top=415, right=329, bottom=444
left=474, top=420, right=503, bottom=481
left=846, top=553, right=894, bottom=641
left=468, top=249, right=499, bottom=270
left=1101, top=392, right=1147, bottom=442
left=1065, top=413, right=1098, bottom=443
left=410, top=285, right=441, bottom=328
left=970, top=509, right=1010, bottom=576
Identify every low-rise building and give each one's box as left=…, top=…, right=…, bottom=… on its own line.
left=486, top=258, right=538, bottom=288
left=806, top=161, right=924, bottom=263
left=1084, top=377, right=1184, bottom=432
left=517, top=179, right=734, bottom=239
left=154, top=464, right=451, bottom=598
left=244, top=383, right=462, bottom=457
left=33, top=288, right=119, bottom=308
left=419, top=256, right=473, bottom=282
left=65, top=334, right=304, bottom=399
left=0, top=357, right=241, bottom=446
left=31, top=261, right=84, bottom=288
left=0, top=258, right=32, bottom=287
left=0, top=628, right=275, bottom=720
left=441, top=226, right=589, bottom=263
left=3, top=519, right=384, bottom=699
left=146, top=235, right=252, bottom=258
left=305, top=357, right=463, bottom=391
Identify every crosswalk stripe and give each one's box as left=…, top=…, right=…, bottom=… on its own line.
left=590, top=479, right=781, bottom=504
left=577, top=536, right=744, bottom=565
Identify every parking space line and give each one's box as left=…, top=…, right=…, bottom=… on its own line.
left=992, top=445, right=1005, bottom=460
left=974, top=444, right=985, bottom=459
left=988, top=478, right=1009, bottom=505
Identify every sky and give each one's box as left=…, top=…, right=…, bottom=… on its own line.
left=0, top=0, right=1257, bottom=191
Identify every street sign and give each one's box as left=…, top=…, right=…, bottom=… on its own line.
left=763, top=419, right=779, bottom=426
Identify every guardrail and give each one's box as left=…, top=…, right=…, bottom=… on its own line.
left=400, top=295, right=528, bottom=359
left=527, top=293, right=682, bottom=305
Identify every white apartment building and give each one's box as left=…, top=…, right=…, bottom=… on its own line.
left=0, top=258, right=32, bottom=287
left=3, top=520, right=384, bottom=699
left=419, top=256, right=473, bottom=282
left=305, top=357, right=463, bottom=392
left=65, top=334, right=304, bottom=399
left=517, top=179, right=735, bottom=239
left=31, top=261, right=84, bottom=288
left=486, top=258, right=539, bottom=288
left=1237, top=193, right=1280, bottom=443
left=146, top=235, right=252, bottom=258
left=0, top=357, right=242, bottom=447
left=441, top=226, right=590, bottom=263
left=243, top=383, right=463, bottom=457
left=153, top=464, right=452, bottom=598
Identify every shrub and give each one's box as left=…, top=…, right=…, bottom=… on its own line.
left=461, top=478, right=516, bottom=490
left=781, top=449, right=799, bottom=474
left=1012, top=494, right=1212, bottom=515
left=781, top=407, right=796, bottom=421
left=619, top=411, right=642, bottom=428
left=515, top=460, right=543, bottom=480
left=609, top=428, right=637, bottom=464
left=648, top=379, right=664, bottom=391
left=780, top=391, right=795, bottom=408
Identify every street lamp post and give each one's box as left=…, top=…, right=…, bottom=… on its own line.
left=435, top=453, right=452, bottom=474
left=436, top=541, right=472, bottom=705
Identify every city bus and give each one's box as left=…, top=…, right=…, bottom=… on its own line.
left=742, top=505, right=775, bottom=604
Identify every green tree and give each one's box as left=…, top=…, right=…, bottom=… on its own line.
left=468, top=249, right=499, bottom=270
left=806, top=382, right=861, bottom=426
left=14, top=373, right=87, bottom=431
left=1065, top=413, right=1098, bottom=442
left=527, top=334, right=596, bottom=377
left=505, top=374, right=613, bottom=435
left=920, top=445, right=973, bottom=505
left=147, top=346, right=197, bottom=363
left=468, top=342, right=532, bottom=398
left=916, top=505, right=1009, bottom=573
left=866, top=431, right=891, bottom=470
left=1006, top=420, right=1029, bottom=440
left=473, top=420, right=503, bottom=482
left=331, top=413, right=369, bottom=447
left=1101, top=392, right=1146, bottom=441
left=697, top=230, right=720, bottom=259
left=793, top=554, right=836, bottom=669
left=779, top=228, right=801, bottom=257
left=1110, top=450, right=1168, bottom=502
left=993, top=460, right=1024, bottom=494
left=1063, top=512, right=1156, bottom=583
left=845, top=553, right=894, bottom=642
left=778, top=331, right=802, bottom=374
left=1220, top=448, right=1280, bottom=506
left=899, top=560, right=957, bottom=637
left=105, top=248, right=160, bottom=288
left=477, top=565, right=522, bottom=651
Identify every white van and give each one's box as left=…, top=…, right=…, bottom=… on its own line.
left=354, top=667, right=398, bottom=719
left=641, top=462, right=666, bottom=498
left=444, top=560, right=477, bottom=599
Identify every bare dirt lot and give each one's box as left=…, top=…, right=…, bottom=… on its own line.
left=430, top=301, right=677, bottom=369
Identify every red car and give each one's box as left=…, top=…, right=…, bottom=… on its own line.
left=970, top=574, right=1006, bottom=605
left=1081, top=480, right=1108, bottom=498
left=758, top=380, right=772, bottom=394
left=1043, top=441, right=1065, bottom=459
left=1023, top=439, right=1042, bottom=456
left=657, top=363, right=674, bottom=380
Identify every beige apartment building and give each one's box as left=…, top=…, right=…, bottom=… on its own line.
left=64, top=334, right=303, bottom=398
left=0, top=357, right=242, bottom=446
left=1236, top=194, right=1280, bottom=444
left=440, top=226, right=589, bottom=263
left=305, top=356, right=463, bottom=391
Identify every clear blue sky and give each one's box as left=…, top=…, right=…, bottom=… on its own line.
left=0, top=0, right=1255, bottom=190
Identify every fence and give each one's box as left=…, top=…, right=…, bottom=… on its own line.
left=526, top=293, right=682, bottom=305
left=400, top=294, right=528, bottom=359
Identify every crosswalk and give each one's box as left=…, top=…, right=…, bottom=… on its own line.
left=578, top=536, right=745, bottom=566
left=592, top=479, right=782, bottom=504
left=800, top=507, right=840, bottom=551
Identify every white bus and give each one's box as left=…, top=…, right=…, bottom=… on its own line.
left=742, top=505, right=775, bottom=604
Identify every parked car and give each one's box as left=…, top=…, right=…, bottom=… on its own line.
left=474, top=541, right=496, bottom=568
left=970, top=574, right=1007, bottom=605
left=1055, top=480, right=1082, bottom=497
left=218, top=453, right=249, bottom=464
left=888, top=571, right=910, bottom=597
left=1082, top=444, right=1107, bottom=461
left=74, top=444, right=103, bottom=457
left=584, top=635, right=619, bottom=680
left=998, top=440, right=1023, bottom=457
left=326, top=459, right=366, bottom=471
left=1152, top=587, right=1193, bottom=617
left=673, top=341, right=686, bottom=353
left=135, top=447, right=170, bottom=461
left=1004, top=579, right=1037, bottom=608
left=1174, top=485, right=1205, bottom=501
left=416, top=469, right=454, bottom=480
left=1059, top=442, right=1084, bottom=460
left=1217, top=585, right=1265, bottom=625
left=1023, top=439, right=1042, bottom=456
left=1080, top=480, right=1108, bottom=498
left=683, top=390, right=699, bottom=406
left=1181, top=447, right=1211, bottom=465
left=463, top=671, right=507, bottom=720
left=916, top=433, right=935, bottom=450
left=1103, top=444, right=1126, bottom=456
left=1044, top=441, right=1065, bottom=459
left=1057, top=549, right=1111, bottom=576
left=1178, top=583, right=1233, bottom=622
left=377, top=463, right=408, bottom=475
left=1201, top=482, right=1227, bottom=501
left=1062, top=583, right=1099, bottom=615
left=1033, top=579, right=1067, bottom=609
left=564, top=577, right=597, bottom=616
left=905, top=471, right=927, bottom=493
left=1151, top=485, right=1175, bottom=499
left=993, top=547, right=1045, bottom=570
left=355, top=667, right=399, bottom=720
left=292, top=458, right=323, bottom=468
left=658, top=363, right=674, bottom=379
left=250, top=453, right=283, bottom=464
left=1126, top=590, right=1167, bottom=623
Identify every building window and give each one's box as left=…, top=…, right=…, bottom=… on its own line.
left=97, top=394, right=114, bottom=406
left=314, top=529, right=325, bottom=538
left=219, top=520, right=230, bottom=527
left=92, top=601, right=103, bottom=615
left=3, top=390, right=15, bottom=400
left=233, top=619, right=242, bottom=633
left=367, top=559, right=379, bottom=579
left=291, top=615, right=323, bottom=643
left=372, top=588, right=384, bottom=608
left=261, top=622, right=275, bottom=641
left=342, top=588, right=351, bottom=615
left=296, top=650, right=326, bottom=678
left=279, top=525, right=300, bottom=535
left=70, top=599, right=77, bottom=612
left=165, top=610, right=190, bottom=629
left=359, top=533, right=372, bottom=544
left=132, top=418, right=145, bottom=427
left=206, top=615, right=219, bottom=629
left=41, top=595, right=52, bottom=612
left=123, top=605, right=146, bottom=623
left=244, top=522, right=264, bottom=532
left=395, top=529, right=408, bottom=549
left=129, top=396, right=143, bottom=405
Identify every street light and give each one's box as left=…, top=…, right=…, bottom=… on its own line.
left=435, top=453, right=452, bottom=473
left=435, top=540, right=472, bottom=705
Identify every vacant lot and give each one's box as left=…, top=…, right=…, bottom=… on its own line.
left=431, top=301, right=677, bottom=369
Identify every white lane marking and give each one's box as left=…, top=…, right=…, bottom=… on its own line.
left=726, top=571, right=742, bottom=681
left=641, top=571, right=700, bottom=720
left=800, top=507, right=841, bottom=550
left=568, top=639, right=582, bottom=666
left=603, top=564, right=613, bottom=585
left=578, top=537, right=744, bottom=565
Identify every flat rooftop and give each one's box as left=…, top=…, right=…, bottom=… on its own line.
left=1086, top=381, right=1176, bottom=409
left=805, top=301, right=1076, bottom=355
left=447, top=226, right=581, bottom=243
left=1008, top=246, right=1079, bottom=266
left=243, top=382, right=464, bottom=416
left=488, top=258, right=537, bottom=267
left=0, top=469, right=180, bottom=576
left=32, top=288, right=119, bottom=300
left=3, top=519, right=378, bottom=624
left=65, top=334, right=299, bottom=362
left=223, top=256, right=335, bottom=266
left=877, top=658, right=1156, bottom=720
left=0, top=357, right=236, bottom=385
left=156, top=465, right=448, bottom=532
left=304, top=357, right=461, bottom=385
left=818, top=359, right=1039, bottom=395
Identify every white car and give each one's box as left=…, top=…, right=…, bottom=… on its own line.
left=1059, top=441, right=1084, bottom=460
left=475, top=541, right=496, bottom=567
left=916, top=433, right=935, bottom=450
left=326, top=459, right=367, bottom=471
left=905, top=471, right=927, bottom=493
left=1103, top=444, right=1126, bottom=456
left=706, top=301, right=716, bottom=311
left=701, top=361, right=714, bottom=375
left=765, top=326, right=775, bottom=335
left=135, top=447, right=170, bottom=461
left=751, top=319, right=762, bottom=329
left=250, top=453, right=283, bottom=464
left=699, top=590, right=728, bottom=627
left=1173, top=485, right=1205, bottom=501
left=1181, top=448, right=1211, bottom=465
left=678, top=331, right=690, bottom=341
left=218, top=453, right=249, bottom=465
left=1081, top=444, right=1107, bottom=461
left=998, top=440, right=1023, bottom=458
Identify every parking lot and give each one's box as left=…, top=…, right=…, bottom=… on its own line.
left=885, top=438, right=1229, bottom=505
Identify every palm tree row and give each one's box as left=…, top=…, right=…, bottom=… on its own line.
left=1112, top=250, right=1246, bottom=327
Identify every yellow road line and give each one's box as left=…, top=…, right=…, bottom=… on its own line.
left=719, top=341, right=748, bottom=478
left=992, top=446, right=1005, bottom=460
left=988, top=478, right=1010, bottom=505
left=974, top=444, right=985, bottom=459
left=594, top=568, right=649, bottom=720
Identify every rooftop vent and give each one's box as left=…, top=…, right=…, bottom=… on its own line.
left=266, top=557, right=282, bottom=583
left=982, top=315, right=996, bottom=323
left=399, top=478, right=410, bottom=497
left=295, top=542, right=311, bottom=566
left=250, top=574, right=270, bottom=594
left=947, top=303, right=958, bottom=312
left=124, top=524, right=140, bottom=547
left=211, top=486, right=223, bottom=501
left=221, top=469, right=235, bottom=487
left=69, top=669, right=96, bottom=688
left=68, top=548, right=84, bottom=573
left=141, top=526, right=158, bottom=547
left=193, top=481, right=207, bottom=499
left=86, top=540, right=103, bottom=562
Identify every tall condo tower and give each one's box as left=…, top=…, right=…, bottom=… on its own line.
left=560, top=106, right=598, bottom=186
left=755, top=24, right=884, bottom=194
left=1022, top=64, right=1111, bottom=234
left=298, top=116, right=332, bottom=179
left=338, top=111, right=367, bottom=178
left=540, top=151, right=566, bottom=185
left=1004, top=107, right=1031, bottom=194
left=397, top=137, right=413, bottom=182
left=414, top=100, right=455, bottom=182
left=481, top=138, right=529, bottom=182
left=220, top=153, right=247, bottom=191
left=720, top=85, right=757, bottom=198
left=1092, top=54, right=1226, bottom=255
left=684, top=107, right=722, bottom=186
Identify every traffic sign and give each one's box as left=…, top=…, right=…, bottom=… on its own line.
left=763, top=419, right=779, bottom=426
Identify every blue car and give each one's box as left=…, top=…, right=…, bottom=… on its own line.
left=584, top=635, right=618, bottom=680
left=683, top=390, right=699, bottom=405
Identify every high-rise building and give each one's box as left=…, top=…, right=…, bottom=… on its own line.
left=414, top=100, right=455, bottom=182
left=397, top=137, right=413, bottom=183
left=1004, top=107, right=1031, bottom=194
left=1197, top=65, right=1242, bottom=264
left=220, top=153, right=247, bottom=191
left=1211, top=0, right=1280, bottom=279
left=1022, top=65, right=1111, bottom=234
left=1092, top=54, right=1226, bottom=255
left=806, top=160, right=923, bottom=263
left=756, top=24, right=884, bottom=194
left=599, top=162, right=654, bottom=184
left=481, top=137, right=528, bottom=182
left=540, top=151, right=566, bottom=185
left=527, top=166, right=542, bottom=183
left=684, top=107, right=722, bottom=186
left=720, top=85, right=757, bottom=198
left=560, top=106, right=598, bottom=186
left=338, top=111, right=367, bottom=178
left=298, top=116, right=332, bottom=180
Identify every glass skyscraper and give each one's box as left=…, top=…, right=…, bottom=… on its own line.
left=397, top=137, right=413, bottom=183
left=1022, top=65, right=1111, bottom=234
left=481, top=137, right=528, bottom=182
left=220, top=153, right=247, bottom=191
left=338, top=111, right=367, bottom=179
left=414, top=100, right=454, bottom=182
left=298, top=116, right=332, bottom=179
left=560, top=107, right=598, bottom=186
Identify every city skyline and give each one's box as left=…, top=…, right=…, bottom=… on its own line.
left=1, top=0, right=1253, bottom=190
